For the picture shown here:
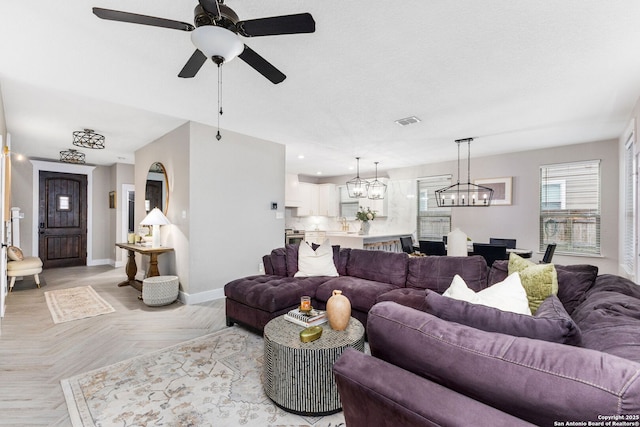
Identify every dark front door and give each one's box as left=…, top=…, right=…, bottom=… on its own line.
left=39, top=171, right=87, bottom=268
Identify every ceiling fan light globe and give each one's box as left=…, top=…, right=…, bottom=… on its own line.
left=190, top=26, right=244, bottom=63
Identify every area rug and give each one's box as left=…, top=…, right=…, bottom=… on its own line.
left=45, top=286, right=115, bottom=324
left=61, top=327, right=346, bottom=427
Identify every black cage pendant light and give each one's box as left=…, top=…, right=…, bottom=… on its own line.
left=60, top=148, right=86, bottom=164
left=346, top=157, right=369, bottom=198
left=72, top=129, right=105, bottom=149
left=368, top=161, right=387, bottom=200
left=435, top=138, right=493, bottom=207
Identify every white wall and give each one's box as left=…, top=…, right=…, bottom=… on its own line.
left=134, top=121, right=285, bottom=303
left=135, top=122, right=190, bottom=287
left=315, top=138, right=619, bottom=275
left=188, top=122, right=285, bottom=301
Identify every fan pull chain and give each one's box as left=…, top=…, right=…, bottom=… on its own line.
left=216, top=62, right=223, bottom=141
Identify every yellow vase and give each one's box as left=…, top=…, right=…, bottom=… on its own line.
left=326, top=290, right=351, bottom=331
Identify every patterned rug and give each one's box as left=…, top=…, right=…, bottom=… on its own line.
left=61, top=327, right=346, bottom=427
left=45, top=286, right=115, bottom=324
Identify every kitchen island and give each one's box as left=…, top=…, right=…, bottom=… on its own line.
left=324, top=232, right=410, bottom=251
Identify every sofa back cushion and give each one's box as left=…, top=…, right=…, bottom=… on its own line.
left=346, top=249, right=408, bottom=287
left=368, top=302, right=640, bottom=426
left=266, top=247, right=287, bottom=276
left=262, top=254, right=274, bottom=275
left=425, top=291, right=581, bottom=345
left=489, top=260, right=598, bottom=315
left=286, top=244, right=300, bottom=277
left=407, top=255, right=488, bottom=293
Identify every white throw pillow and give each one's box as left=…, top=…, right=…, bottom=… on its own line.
left=294, top=240, right=339, bottom=277
left=443, top=273, right=532, bottom=315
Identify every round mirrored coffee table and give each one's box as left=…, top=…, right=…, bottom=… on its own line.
left=263, top=316, right=365, bottom=415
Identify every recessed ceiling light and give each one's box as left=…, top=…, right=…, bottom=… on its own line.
left=316, top=171, right=322, bottom=175
left=394, top=116, right=421, bottom=126
left=298, top=154, right=305, bottom=159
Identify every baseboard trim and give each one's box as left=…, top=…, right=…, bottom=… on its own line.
left=179, top=288, right=225, bottom=305
left=88, top=258, right=111, bottom=266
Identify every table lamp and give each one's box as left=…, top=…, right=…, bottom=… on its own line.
left=140, top=208, right=170, bottom=248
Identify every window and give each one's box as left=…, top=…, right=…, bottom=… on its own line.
left=539, top=160, right=600, bottom=255
left=417, top=175, right=452, bottom=240
left=623, top=130, right=636, bottom=275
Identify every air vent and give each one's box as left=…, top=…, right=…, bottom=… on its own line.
left=394, top=116, right=421, bottom=126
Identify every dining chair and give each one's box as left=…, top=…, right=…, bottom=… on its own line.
left=489, top=238, right=517, bottom=249
left=472, top=243, right=508, bottom=267
left=540, top=243, right=557, bottom=264
left=419, top=240, right=446, bottom=256
left=400, top=236, right=415, bottom=254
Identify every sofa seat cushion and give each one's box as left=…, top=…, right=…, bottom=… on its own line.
left=316, top=276, right=398, bottom=313
left=346, top=249, right=408, bottom=287
left=489, top=260, right=598, bottom=315
left=224, top=275, right=331, bottom=312
left=368, top=302, right=640, bottom=426
left=407, top=255, right=488, bottom=293
left=376, top=288, right=428, bottom=311
left=571, top=275, right=640, bottom=362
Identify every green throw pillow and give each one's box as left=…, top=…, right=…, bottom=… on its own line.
left=508, top=253, right=558, bottom=314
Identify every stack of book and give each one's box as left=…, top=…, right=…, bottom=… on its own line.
left=284, top=308, right=328, bottom=327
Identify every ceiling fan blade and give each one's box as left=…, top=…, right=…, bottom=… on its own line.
left=197, top=0, right=220, bottom=17
left=237, top=13, right=315, bottom=37
left=178, top=50, right=208, bottom=78
left=238, top=45, right=286, bottom=84
left=92, top=7, right=195, bottom=31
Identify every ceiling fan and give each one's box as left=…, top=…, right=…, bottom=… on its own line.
left=92, top=0, right=315, bottom=84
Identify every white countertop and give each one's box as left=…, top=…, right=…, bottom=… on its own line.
left=322, top=232, right=411, bottom=249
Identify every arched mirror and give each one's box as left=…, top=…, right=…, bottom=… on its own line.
left=145, top=162, right=168, bottom=214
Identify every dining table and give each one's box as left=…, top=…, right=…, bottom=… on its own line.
left=414, top=243, right=533, bottom=258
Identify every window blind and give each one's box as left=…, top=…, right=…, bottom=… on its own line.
left=539, top=160, right=601, bottom=255
left=623, top=133, right=635, bottom=274
left=417, top=175, right=452, bottom=240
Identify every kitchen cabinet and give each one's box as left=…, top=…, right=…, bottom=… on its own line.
left=295, top=183, right=337, bottom=217
left=317, top=184, right=337, bottom=216
left=296, top=182, right=319, bottom=216
left=285, top=174, right=302, bottom=207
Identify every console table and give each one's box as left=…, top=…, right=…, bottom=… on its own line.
left=115, top=243, right=174, bottom=291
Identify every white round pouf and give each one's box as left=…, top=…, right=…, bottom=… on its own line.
left=142, top=275, right=179, bottom=306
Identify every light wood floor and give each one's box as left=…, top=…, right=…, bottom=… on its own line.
left=0, top=265, right=228, bottom=426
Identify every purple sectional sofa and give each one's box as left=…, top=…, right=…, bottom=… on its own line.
left=224, top=244, right=489, bottom=331
left=225, top=244, right=640, bottom=424
left=333, top=261, right=640, bottom=426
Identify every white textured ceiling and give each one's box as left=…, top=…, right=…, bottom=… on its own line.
left=2, top=1, right=640, bottom=177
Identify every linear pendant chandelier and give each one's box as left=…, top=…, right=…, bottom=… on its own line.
left=435, top=138, right=493, bottom=207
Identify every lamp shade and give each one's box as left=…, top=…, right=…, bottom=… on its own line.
left=140, top=208, right=170, bottom=248
left=140, top=208, right=171, bottom=226
left=190, top=26, right=244, bottom=63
